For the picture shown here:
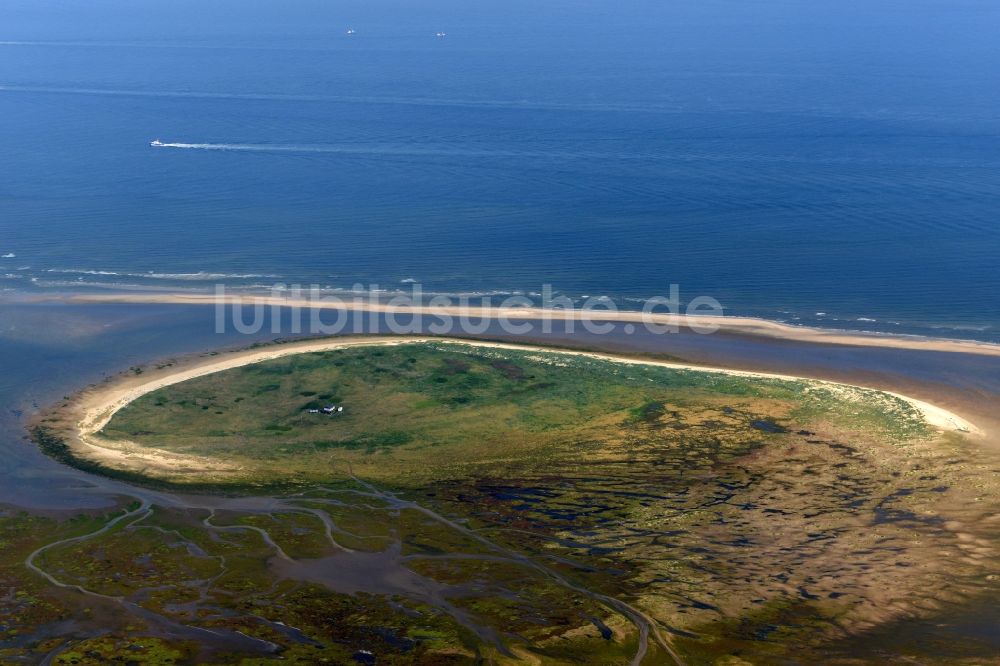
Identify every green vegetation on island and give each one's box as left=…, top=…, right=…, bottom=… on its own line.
left=15, top=341, right=1000, bottom=664
left=98, top=342, right=929, bottom=487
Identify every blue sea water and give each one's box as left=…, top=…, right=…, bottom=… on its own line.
left=1, top=0, right=999, bottom=340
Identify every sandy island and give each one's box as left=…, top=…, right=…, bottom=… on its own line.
left=36, top=291, right=1000, bottom=358
left=48, top=336, right=979, bottom=481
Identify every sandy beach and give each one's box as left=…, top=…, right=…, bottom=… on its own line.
left=52, top=335, right=979, bottom=480
left=38, top=292, right=1000, bottom=358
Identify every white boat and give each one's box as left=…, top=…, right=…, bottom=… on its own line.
left=150, top=139, right=164, bottom=147
left=346, top=28, right=356, bottom=35
left=436, top=32, right=447, bottom=38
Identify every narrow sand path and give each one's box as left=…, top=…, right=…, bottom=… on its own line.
left=40, top=292, right=1000, bottom=358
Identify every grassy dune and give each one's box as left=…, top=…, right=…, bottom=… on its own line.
left=17, top=342, right=999, bottom=664
left=99, top=342, right=928, bottom=487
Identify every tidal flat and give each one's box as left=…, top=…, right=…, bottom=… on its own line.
left=12, top=340, right=1000, bottom=664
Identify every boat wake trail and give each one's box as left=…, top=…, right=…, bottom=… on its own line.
left=152, top=141, right=309, bottom=153
left=148, top=140, right=662, bottom=161
left=149, top=141, right=542, bottom=158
